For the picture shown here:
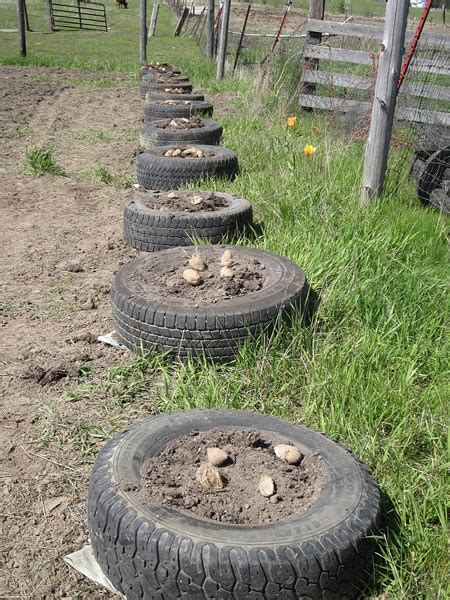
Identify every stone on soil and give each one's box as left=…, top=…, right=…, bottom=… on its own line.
left=188, top=254, right=206, bottom=271
left=182, top=268, right=202, bottom=286
left=207, top=447, right=228, bottom=467
left=259, top=475, right=275, bottom=497
left=197, top=462, right=223, bottom=490
left=274, top=444, right=303, bottom=465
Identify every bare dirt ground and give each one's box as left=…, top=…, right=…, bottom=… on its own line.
left=0, top=66, right=152, bottom=599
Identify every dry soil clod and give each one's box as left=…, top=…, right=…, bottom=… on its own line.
left=190, top=195, right=203, bottom=205
left=274, top=444, right=303, bottom=465
left=258, top=475, right=275, bottom=497
left=206, top=447, right=228, bottom=467
left=167, top=191, right=178, bottom=199
left=168, top=119, right=179, bottom=127
left=188, top=254, right=206, bottom=271
left=220, top=266, right=234, bottom=278
left=220, top=250, right=233, bottom=267
left=197, top=462, right=224, bottom=490
left=182, top=268, right=202, bottom=286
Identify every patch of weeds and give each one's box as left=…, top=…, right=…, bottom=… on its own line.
left=72, top=129, right=113, bottom=143
left=118, top=127, right=138, bottom=143
left=6, top=123, right=28, bottom=139
left=24, top=145, right=64, bottom=176
left=90, top=164, right=113, bottom=185
left=116, top=173, right=135, bottom=188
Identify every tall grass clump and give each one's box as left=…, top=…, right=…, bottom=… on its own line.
left=24, top=145, right=64, bottom=176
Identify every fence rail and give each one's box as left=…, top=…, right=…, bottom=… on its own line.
left=50, top=1, right=107, bottom=31
left=301, top=17, right=450, bottom=126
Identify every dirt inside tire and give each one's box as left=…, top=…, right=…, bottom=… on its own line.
left=133, top=428, right=326, bottom=525
left=156, top=117, right=205, bottom=130
left=137, top=190, right=229, bottom=213
left=130, top=249, right=266, bottom=302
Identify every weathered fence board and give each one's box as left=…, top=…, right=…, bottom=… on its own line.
left=299, top=94, right=450, bottom=126
left=308, top=18, right=450, bottom=50
left=303, top=70, right=450, bottom=101
left=304, top=45, right=450, bottom=76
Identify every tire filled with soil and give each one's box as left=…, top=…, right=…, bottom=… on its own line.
left=88, top=409, right=381, bottom=600
left=139, top=63, right=182, bottom=81
left=136, top=144, right=237, bottom=190
left=123, top=190, right=253, bottom=251
left=410, top=145, right=449, bottom=214
left=145, top=90, right=205, bottom=103
left=139, top=117, right=222, bottom=149
left=140, top=77, right=191, bottom=99
left=143, top=99, right=213, bottom=123
left=111, top=245, right=313, bottom=361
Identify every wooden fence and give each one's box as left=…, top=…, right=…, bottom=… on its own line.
left=300, top=18, right=450, bottom=126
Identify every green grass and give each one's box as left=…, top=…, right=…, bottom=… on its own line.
left=24, top=145, right=64, bottom=176
left=2, top=3, right=448, bottom=598
left=90, top=164, right=113, bottom=184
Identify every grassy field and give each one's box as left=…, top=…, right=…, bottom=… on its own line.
left=1, top=3, right=448, bottom=599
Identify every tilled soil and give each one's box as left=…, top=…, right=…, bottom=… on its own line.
left=136, top=429, right=325, bottom=524
left=140, top=190, right=229, bottom=213
left=0, top=65, right=144, bottom=598
left=133, top=251, right=265, bottom=303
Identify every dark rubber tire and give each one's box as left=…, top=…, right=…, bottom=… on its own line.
left=111, top=245, right=312, bottom=361
left=145, top=91, right=205, bottom=103
left=143, top=100, right=214, bottom=123
left=136, top=145, right=237, bottom=190
left=123, top=191, right=252, bottom=251
left=88, top=409, right=381, bottom=600
left=417, top=146, right=450, bottom=209
left=140, top=78, right=190, bottom=99
left=139, top=64, right=182, bottom=81
left=139, top=119, right=223, bottom=149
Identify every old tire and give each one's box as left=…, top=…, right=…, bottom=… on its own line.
left=123, top=191, right=252, bottom=251
left=111, top=245, right=312, bottom=361
left=136, top=145, right=238, bottom=190
left=139, top=64, right=182, bottom=80
left=88, top=409, right=381, bottom=600
left=139, top=119, right=223, bottom=149
left=144, top=100, right=214, bottom=123
left=145, top=91, right=205, bottom=103
left=140, top=79, right=191, bottom=99
left=417, top=146, right=450, bottom=211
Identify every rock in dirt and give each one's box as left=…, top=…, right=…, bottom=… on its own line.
left=207, top=447, right=228, bottom=467
left=190, top=194, right=203, bottom=205
left=196, top=462, right=223, bottom=490
left=182, top=268, right=202, bottom=286
left=39, top=363, right=77, bottom=386
left=167, top=192, right=178, bottom=199
left=172, top=148, right=182, bottom=157
left=274, top=444, right=303, bottom=465
left=188, top=254, right=206, bottom=271
left=220, top=250, right=233, bottom=267
left=220, top=266, right=234, bottom=279
left=259, top=474, right=275, bottom=497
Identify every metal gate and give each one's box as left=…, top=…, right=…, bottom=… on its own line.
left=50, top=1, right=108, bottom=32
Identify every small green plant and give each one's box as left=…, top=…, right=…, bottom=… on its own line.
left=73, top=129, right=113, bottom=143
left=90, top=164, right=113, bottom=184
left=24, top=145, right=64, bottom=176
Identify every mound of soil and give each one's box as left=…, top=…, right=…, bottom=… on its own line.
left=141, top=190, right=229, bottom=213
left=161, top=146, right=215, bottom=159
left=135, top=429, right=325, bottom=525
left=156, top=117, right=205, bottom=130
left=132, top=250, right=265, bottom=303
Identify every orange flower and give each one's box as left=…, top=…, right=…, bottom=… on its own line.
left=304, top=144, right=316, bottom=157
left=287, top=114, right=297, bottom=128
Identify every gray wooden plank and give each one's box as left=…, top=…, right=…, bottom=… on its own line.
left=308, top=18, right=450, bottom=50
left=303, top=70, right=450, bottom=100
left=304, top=45, right=450, bottom=76
left=299, top=94, right=450, bottom=125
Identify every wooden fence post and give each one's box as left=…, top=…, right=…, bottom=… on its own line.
left=206, top=0, right=215, bottom=58
left=216, top=0, right=231, bottom=80
left=45, top=0, right=53, bottom=32
left=16, top=0, right=26, bottom=56
left=140, top=0, right=147, bottom=64
left=174, top=6, right=189, bottom=35
left=301, top=0, right=325, bottom=101
left=360, top=0, right=410, bottom=205
left=148, top=3, right=159, bottom=37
